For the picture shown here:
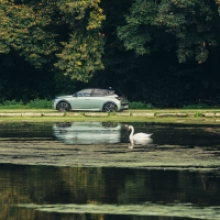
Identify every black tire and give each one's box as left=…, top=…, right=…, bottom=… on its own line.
left=103, top=102, right=118, bottom=112
left=57, top=101, right=70, bottom=112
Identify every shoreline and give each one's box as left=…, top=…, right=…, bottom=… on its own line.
left=0, top=109, right=219, bottom=124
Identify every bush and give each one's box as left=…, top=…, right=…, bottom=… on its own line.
left=27, top=98, right=51, bottom=109
left=0, top=99, right=51, bottom=109
left=0, top=100, right=24, bottom=109
left=182, top=103, right=212, bottom=109
left=129, top=101, right=154, bottom=109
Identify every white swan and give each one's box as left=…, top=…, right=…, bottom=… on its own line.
left=128, top=125, right=153, bottom=146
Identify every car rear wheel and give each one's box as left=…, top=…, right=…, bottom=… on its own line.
left=57, top=101, right=70, bottom=112
left=103, top=102, right=118, bottom=112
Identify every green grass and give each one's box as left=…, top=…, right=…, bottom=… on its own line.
left=0, top=99, right=219, bottom=110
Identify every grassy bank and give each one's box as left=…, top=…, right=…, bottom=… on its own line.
left=0, top=99, right=219, bottom=124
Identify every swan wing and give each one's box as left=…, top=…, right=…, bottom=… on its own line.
left=133, top=133, right=153, bottom=139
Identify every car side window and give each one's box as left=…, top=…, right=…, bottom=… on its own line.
left=91, top=89, right=108, bottom=97
left=77, top=89, right=92, bottom=97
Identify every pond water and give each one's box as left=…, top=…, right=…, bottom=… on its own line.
left=0, top=122, right=220, bottom=220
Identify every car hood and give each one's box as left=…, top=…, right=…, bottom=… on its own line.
left=106, top=95, right=118, bottom=98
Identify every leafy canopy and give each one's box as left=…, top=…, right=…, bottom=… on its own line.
left=55, top=0, right=105, bottom=82
left=0, top=0, right=57, bottom=68
left=118, top=0, right=220, bottom=64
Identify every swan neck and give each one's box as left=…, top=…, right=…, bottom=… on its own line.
left=129, top=126, right=134, bottom=138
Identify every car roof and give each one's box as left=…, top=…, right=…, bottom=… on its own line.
left=79, top=88, right=112, bottom=91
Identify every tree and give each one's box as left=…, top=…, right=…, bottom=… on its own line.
left=1, top=0, right=220, bottom=106
left=117, top=0, right=220, bottom=64
left=0, top=0, right=57, bottom=68
left=55, top=0, right=106, bottom=82
left=0, top=0, right=107, bottom=100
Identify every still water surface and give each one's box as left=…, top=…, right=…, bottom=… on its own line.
left=2, top=164, right=220, bottom=220
left=0, top=122, right=220, bottom=220
left=1, top=121, right=220, bottom=146
left=53, top=122, right=220, bottom=146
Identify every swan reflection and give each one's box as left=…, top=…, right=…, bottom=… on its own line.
left=128, top=138, right=153, bottom=149
left=53, top=122, right=122, bottom=144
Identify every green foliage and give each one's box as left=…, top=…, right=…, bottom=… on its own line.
left=183, top=103, right=214, bottom=109
left=27, top=98, right=52, bottom=108
left=55, top=33, right=105, bottom=82
left=0, top=0, right=57, bottom=68
left=0, top=100, right=24, bottom=109
left=0, top=99, right=51, bottom=109
left=129, top=101, right=154, bottom=109
left=1, top=0, right=220, bottom=108
left=0, top=0, right=106, bottom=81
left=55, top=0, right=106, bottom=82
left=117, top=0, right=220, bottom=64
left=117, top=0, right=158, bottom=55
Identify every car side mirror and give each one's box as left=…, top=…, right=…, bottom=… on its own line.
left=73, top=93, right=77, bottom=97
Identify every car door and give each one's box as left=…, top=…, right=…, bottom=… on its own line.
left=89, top=89, right=108, bottom=110
left=69, top=89, right=92, bottom=110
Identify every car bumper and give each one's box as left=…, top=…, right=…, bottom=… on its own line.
left=120, top=103, right=129, bottom=110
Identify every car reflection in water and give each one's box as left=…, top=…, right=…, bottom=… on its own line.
left=53, top=122, right=122, bottom=144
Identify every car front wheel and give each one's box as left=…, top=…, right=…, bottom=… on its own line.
left=57, top=101, right=70, bottom=112
left=103, top=102, right=118, bottom=112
